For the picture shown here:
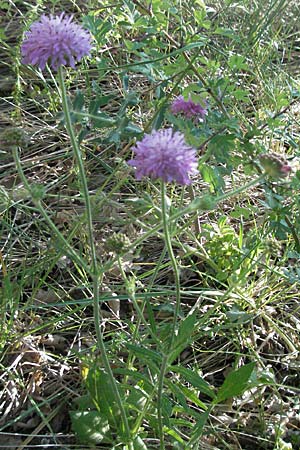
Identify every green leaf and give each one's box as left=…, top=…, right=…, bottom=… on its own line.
left=180, top=385, right=207, bottom=409
left=165, top=379, right=189, bottom=409
left=164, top=426, right=185, bottom=444
left=113, top=368, right=153, bottom=392
left=200, top=165, right=225, bottom=193
left=0, top=27, right=7, bottom=40
left=170, top=366, right=216, bottom=399
left=188, top=409, right=210, bottom=446
left=228, top=54, right=248, bottom=71
left=126, top=343, right=162, bottom=371
left=190, top=194, right=216, bottom=212
left=182, top=83, right=204, bottom=97
left=214, top=362, right=256, bottom=404
left=230, top=206, right=251, bottom=219
left=232, top=89, right=249, bottom=101
left=132, top=436, right=148, bottom=450
left=208, top=134, right=236, bottom=164
left=126, top=386, right=148, bottom=413
left=70, top=410, right=110, bottom=444
left=124, top=122, right=143, bottom=135
left=90, top=111, right=116, bottom=128
left=152, top=103, right=168, bottom=130
left=86, top=366, right=122, bottom=429
left=72, top=393, right=94, bottom=411
left=72, top=90, right=85, bottom=112
left=168, top=312, right=197, bottom=363
left=83, top=15, right=112, bottom=45
left=226, top=305, right=253, bottom=324
left=214, top=27, right=237, bottom=39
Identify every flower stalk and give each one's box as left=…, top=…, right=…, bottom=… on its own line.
left=57, top=67, right=131, bottom=443
left=157, top=181, right=182, bottom=450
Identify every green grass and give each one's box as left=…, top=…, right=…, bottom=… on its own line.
left=1, top=0, right=300, bottom=449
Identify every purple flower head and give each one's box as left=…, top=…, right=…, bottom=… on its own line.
left=21, top=13, right=92, bottom=70
left=171, top=95, right=207, bottom=120
left=128, top=128, right=199, bottom=185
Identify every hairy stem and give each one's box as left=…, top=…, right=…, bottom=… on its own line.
left=157, top=182, right=182, bottom=450
left=57, top=67, right=131, bottom=443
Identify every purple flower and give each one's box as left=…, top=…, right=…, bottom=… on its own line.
left=128, top=128, right=199, bottom=185
left=21, top=13, right=92, bottom=70
left=171, top=95, right=207, bottom=120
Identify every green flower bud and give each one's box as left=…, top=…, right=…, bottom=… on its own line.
left=259, top=154, right=291, bottom=178
left=30, top=183, right=46, bottom=200
left=105, top=232, right=131, bottom=255
left=0, top=127, right=29, bottom=149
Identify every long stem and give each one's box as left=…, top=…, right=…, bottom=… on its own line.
left=157, top=182, right=182, bottom=450
left=184, top=174, right=267, bottom=216
left=117, top=255, right=173, bottom=444
left=57, top=67, right=131, bottom=443
left=117, top=258, right=161, bottom=347
left=161, top=182, right=182, bottom=350
left=157, top=353, right=169, bottom=450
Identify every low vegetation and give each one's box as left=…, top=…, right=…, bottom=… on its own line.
left=1, top=0, right=300, bottom=449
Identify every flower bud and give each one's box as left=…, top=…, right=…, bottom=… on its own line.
left=105, top=233, right=131, bottom=255
left=259, top=154, right=292, bottom=178
left=0, top=127, right=29, bottom=149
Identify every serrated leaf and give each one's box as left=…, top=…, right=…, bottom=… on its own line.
left=214, top=362, right=256, bottom=404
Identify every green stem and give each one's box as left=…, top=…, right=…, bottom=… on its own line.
left=155, top=176, right=265, bottom=449
left=161, top=182, right=182, bottom=350
left=117, top=258, right=161, bottom=347
left=57, top=67, right=131, bottom=443
left=215, top=175, right=266, bottom=204
left=184, top=174, right=267, bottom=215
left=157, top=182, right=182, bottom=450
left=260, top=312, right=297, bottom=353
left=157, top=353, right=169, bottom=450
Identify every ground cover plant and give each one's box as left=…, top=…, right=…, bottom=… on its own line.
left=1, top=0, right=300, bottom=448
